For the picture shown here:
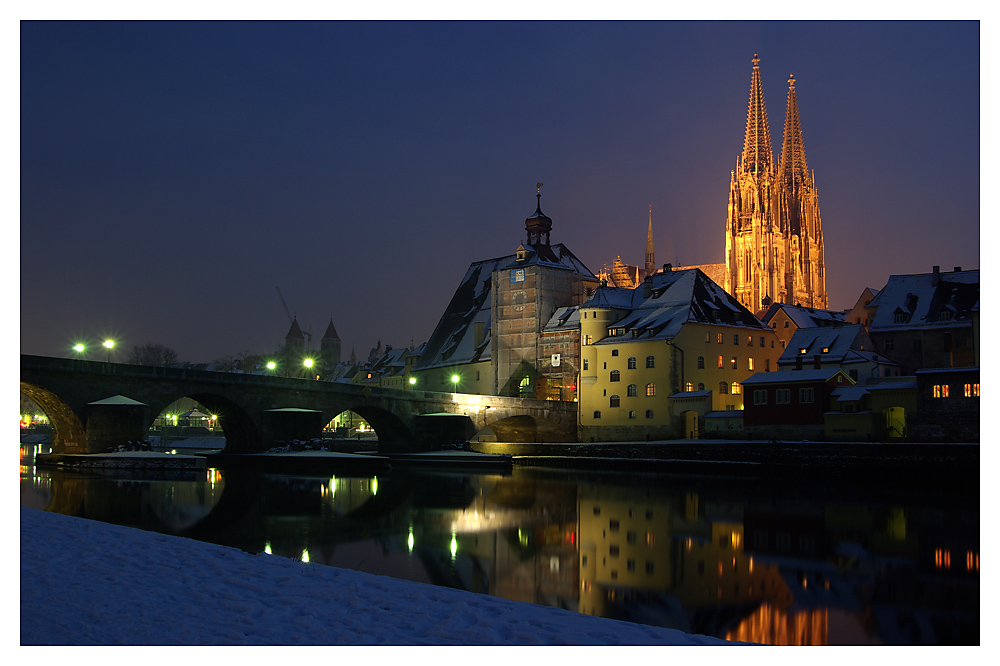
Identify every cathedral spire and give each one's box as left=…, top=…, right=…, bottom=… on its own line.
left=779, top=73, right=809, bottom=191
left=645, top=204, right=655, bottom=276
left=741, top=54, right=773, bottom=175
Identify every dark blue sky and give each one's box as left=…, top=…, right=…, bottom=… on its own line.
left=20, top=21, right=980, bottom=364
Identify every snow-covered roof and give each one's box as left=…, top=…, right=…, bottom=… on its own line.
left=416, top=243, right=595, bottom=372
left=868, top=268, right=979, bottom=332
left=760, top=302, right=846, bottom=328
left=670, top=390, right=712, bottom=398
left=740, top=368, right=853, bottom=385
left=831, top=385, right=870, bottom=401
left=543, top=306, right=581, bottom=332
left=778, top=325, right=866, bottom=364
left=584, top=268, right=769, bottom=344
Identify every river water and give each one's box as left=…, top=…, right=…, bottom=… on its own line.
left=19, top=443, right=979, bottom=645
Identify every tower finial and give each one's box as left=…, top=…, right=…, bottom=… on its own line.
left=788, top=73, right=795, bottom=88
left=752, top=53, right=760, bottom=68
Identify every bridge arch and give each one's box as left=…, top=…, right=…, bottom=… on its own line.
left=20, top=382, right=87, bottom=453
left=142, top=391, right=261, bottom=454
left=321, top=404, right=413, bottom=451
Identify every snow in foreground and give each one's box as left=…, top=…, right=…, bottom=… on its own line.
left=20, top=508, right=736, bottom=646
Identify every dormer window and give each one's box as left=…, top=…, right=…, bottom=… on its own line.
left=799, top=348, right=808, bottom=354
left=893, top=308, right=909, bottom=324
left=939, top=308, right=954, bottom=321
left=821, top=347, right=830, bottom=353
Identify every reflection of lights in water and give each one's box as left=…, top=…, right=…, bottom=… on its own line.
left=407, top=527, right=414, bottom=553
left=264, top=542, right=272, bottom=555
left=300, top=548, right=310, bottom=563
left=371, top=476, right=378, bottom=496
left=328, top=476, right=336, bottom=500
left=518, top=529, right=529, bottom=547
left=450, top=533, right=458, bottom=559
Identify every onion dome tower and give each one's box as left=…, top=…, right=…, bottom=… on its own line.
left=525, top=182, right=552, bottom=246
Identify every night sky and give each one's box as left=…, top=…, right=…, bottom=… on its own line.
left=20, top=20, right=980, bottom=365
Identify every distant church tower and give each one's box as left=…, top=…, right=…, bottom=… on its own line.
left=645, top=205, right=655, bottom=276
left=724, top=55, right=827, bottom=313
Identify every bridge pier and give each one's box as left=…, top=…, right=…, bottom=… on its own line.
left=260, top=408, right=324, bottom=451
left=86, top=396, right=150, bottom=453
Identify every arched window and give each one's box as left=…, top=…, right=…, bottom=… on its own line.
left=719, top=381, right=729, bottom=395
left=698, top=382, right=705, bottom=391
left=697, top=356, right=705, bottom=369
left=628, top=410, right=637, bottom=420
left=627, top=357, right=637, bottom=369
left=646, top=383, right=656, bottom=396
left=685, top=382, right=693, bottom=392
left=646, top=355, right=655, bottom=368
left=645, top=410, right=654, bottom=419
left=610, top=370, right=620, bottom=382
left=610, top=395, right=620, bottom=408
left=732, top=382, right=741, bottom=395
left=627, top=384, right=638, bottom=397
left=593, top=410, right=601, bottom=419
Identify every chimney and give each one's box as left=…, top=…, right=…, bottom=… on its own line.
left=814, top=354, right=822, bottom=370
left=795, top=355, right=803, bottom=370
left=643, top=275, right=653, bottom=298
left=932, top=265, right=940, bottom=286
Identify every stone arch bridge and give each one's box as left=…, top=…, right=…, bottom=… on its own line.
left=20, top=355, right=578, bottom=454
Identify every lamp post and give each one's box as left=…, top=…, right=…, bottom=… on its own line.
left=72, top=343, right=85, bottom=364
left=266, top=360, right=277, bottom=373
left=451, top=374, right=460, bottom=391
left=103, top=339, right=114, bottom=363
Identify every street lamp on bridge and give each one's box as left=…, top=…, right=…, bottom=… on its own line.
left=103, top=339, right=114, bottom=363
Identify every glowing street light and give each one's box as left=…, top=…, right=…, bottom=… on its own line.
left=303, top=358, right=314, bottom=369
left=266, top=361, right=277, bottom=372
left=103, top=339, right=114, bottom=362
left=408, top=376, right=417, bottom=386
left=451, top=374, right=460, bottom=390
left=72, top=343, right=85, bottom=361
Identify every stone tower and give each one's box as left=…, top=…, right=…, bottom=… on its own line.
left=724, top=54, right=827, bottom=313
left=320, top=318, right=341, bottom=368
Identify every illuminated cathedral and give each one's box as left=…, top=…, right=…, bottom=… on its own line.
left=724, top=54, right=828, bottom=312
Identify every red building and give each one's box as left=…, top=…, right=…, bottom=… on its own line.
left=741, top=368, right=854, bottom=440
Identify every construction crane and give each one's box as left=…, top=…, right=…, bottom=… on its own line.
left=275, top=287, right=312, bottom=346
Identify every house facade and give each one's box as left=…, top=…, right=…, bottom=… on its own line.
left=741, top=368, right=854, bottom=440
left=578, top=268, right=781, bottom=441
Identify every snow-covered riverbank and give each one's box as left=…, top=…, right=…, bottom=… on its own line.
left=20, top=507, right=737, bottom=646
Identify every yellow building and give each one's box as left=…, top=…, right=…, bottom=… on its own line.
left=579, top=268, right=781, bottom=441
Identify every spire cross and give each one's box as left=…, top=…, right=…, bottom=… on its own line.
left=752, top=53, right=760, bottom=68
left=788, top=73, right=795, bottom=88
left=536, top=181, right=543, bottom=206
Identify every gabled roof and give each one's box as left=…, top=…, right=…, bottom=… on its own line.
left=741, top=368, right=854, bottom=385
left=868, top=268, right=979, bottom=332
left=583, top=268, right=769, bottom=344
left=760, top=302, right=845, bottom=328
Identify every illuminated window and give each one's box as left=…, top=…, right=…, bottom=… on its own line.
left=799, top=387, right=814, bottom=403
left=646, top=383, right=656, bottom=396
left=584, top=334, right=593, bottom=345
left=685, top=382, right=693, bottom=392
left=731, top=382, right=741, bottom=395
left=719, top=381, right=729, bottom=395
left=717, top=333, right=724, bottom=344
left=627, top=356, right=637, bottom=369
left=718, top=355, right=724, bottom=369
left=610, top=370, right=620, bottom=382
left=705, top=332, right=711, bottom=343
left=646, top=355, right=655, bottom=368
left=610, top=395, right=620, bottom=407
left=627, top=384, right=638, bottom=397
left=748, top=336, right=754, bottom=347
left=646, top=532, right=655, bottom=547
left=964, top=383, right=980, bottom=397
left=748, top=357, right=754, bottom=371
left=932, top=384, right=949, bottom=398
left=935, top=548, right=952, bottom=569
left=753, top=389, right=767, bottom=405
left=697, top=356, right=705, bottom=369
left=776, top=388, right=791, bottom=404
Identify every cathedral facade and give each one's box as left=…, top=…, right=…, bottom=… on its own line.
left=724, top=54, right=828, bottom=313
